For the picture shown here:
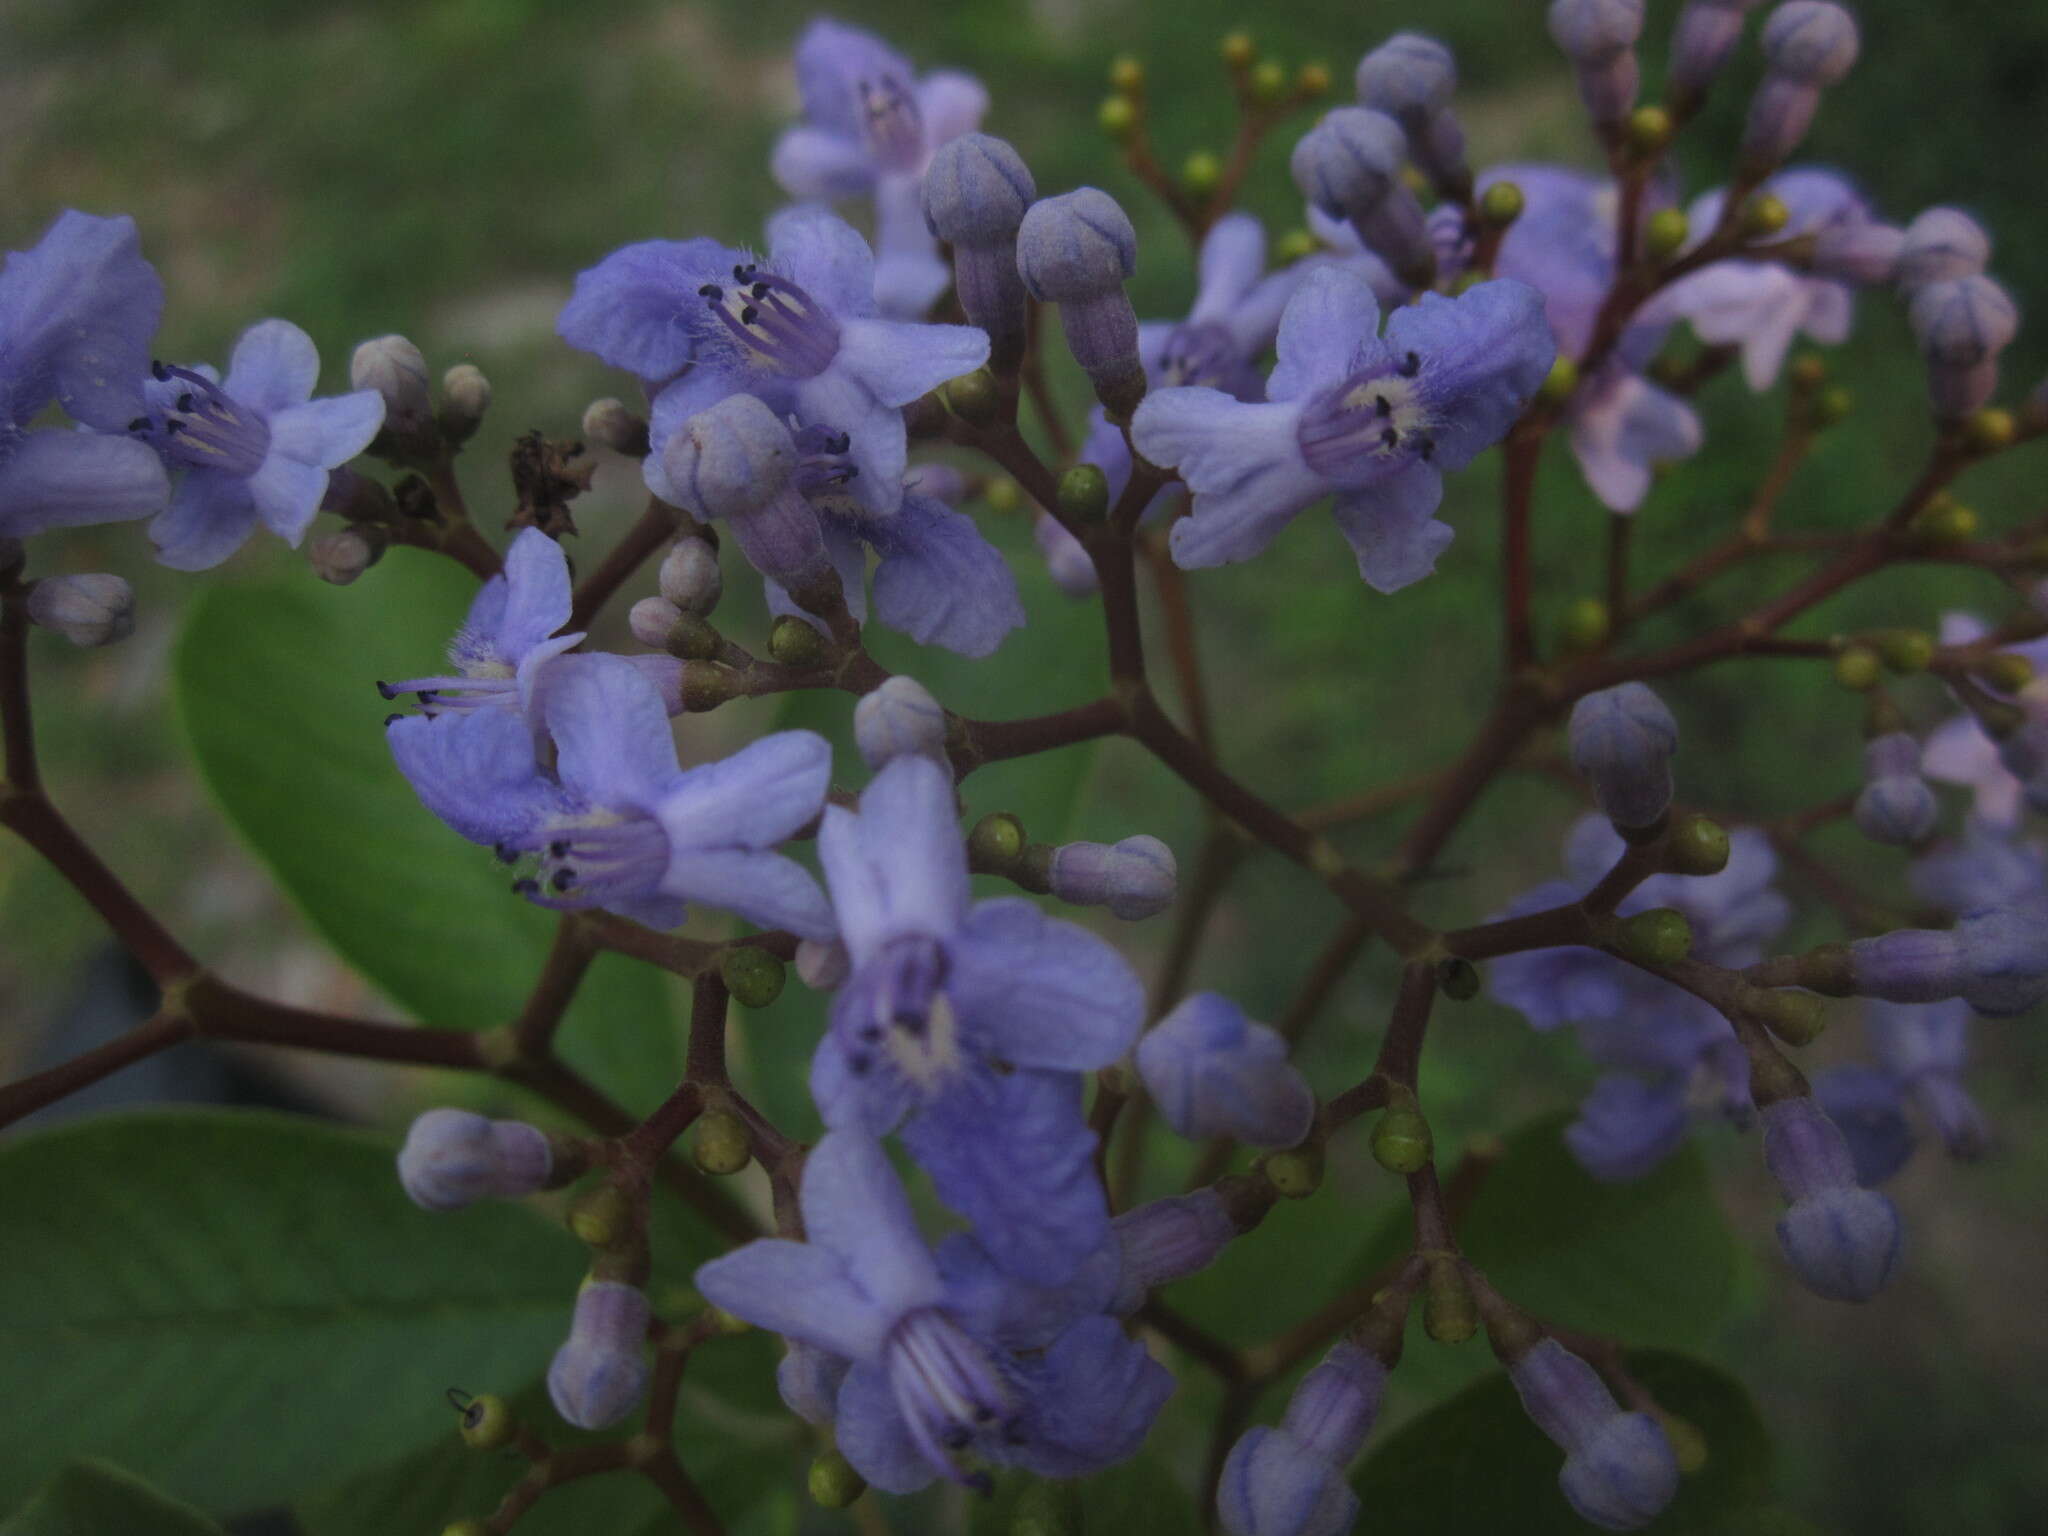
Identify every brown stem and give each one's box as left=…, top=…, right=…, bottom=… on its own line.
left=1501, top=423, right=1545, bottom=674
left=514, top=918, right=597, bottom=1057
left=570, top=496, right=683, bottom=631
left=0, top=790, right=198, bottom=984
left=1139, top=1297, right=1245, bottom=1383
left=639, top=1452, right=726, bottom=1536
left=0, top=1010, right=194, bottom=1130
left=1142, top=530, right=1213, bottom=751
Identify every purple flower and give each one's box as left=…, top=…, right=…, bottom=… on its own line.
left=389, top=652, right=834, bottom=937
left=1864, top=997, right=1990, bottom=1158
left=1131, top=263, right=1553, bottom=591
left=1760, top=1095, right=1903, bottom=1301
left=771, top=17, right=988, bottom=319
left=395, top=1108, right=553, bottom=1211
left=1218, top=1342, right=1387, bottom=1536
left=567, top=206, right=988, bottom=517
left=1136, top=992, right=1316, bottom=1148
left=1910, top=819, right=2048, bottom=914
left=1854, top=730, right=1939, bottom=846
left=811, top=754, right=1143, bottom=1281
left=694, top=1131, right=1170, bottom=1492
left=1507, top=1336, right=1679, bottom=1530
left=1810, top=1065, right=1914, bottom=1185
left=1850, top=902, right=2048, bottom=1017
left=136, top=319, right=384, bottom=570
left=0, top=210, right=169, bottom=540
left=1569, top=681, right=1679, bottom=830
left=547, top=1281, right=651, bottom=1429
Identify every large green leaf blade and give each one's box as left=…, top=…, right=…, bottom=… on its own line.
left=1, top=1461, right=227, bottom=1536
left=0, top=1110, right=588, bottom=1515
left=171, top=551, right=680, bottom=1110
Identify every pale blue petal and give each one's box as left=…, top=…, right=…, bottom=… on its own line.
left=768, top=204, right=879, bottom=319
left=916, top=71, right=988, bottom=148
left=834, top=316, right=991, bottom=407
left=818, top=753, right=968, bottom=961
left=245, top=453, right=333, bottom=545
left=1132, top=390, right=1325, bottom=568
left=0, top=428, right=166, bottom=539
left=771, top=128, right=878, bottom=201
left=790, top=367, right=906, bottom=516
left=869, top=494, right=1025, bottom=656
left=660, top=847, right=836, bottom=940
left=792, top=18, right=912, bottom=144
left=0, top=210, right=164, bottom=431
left=1383, top=279, right=1554, bottom=471
left=1267, top=265, right=1381, bottom=403
left=1014, top=1315, right=1174, bottom=1479
left=544, top=654, right=680, bottom=810
left=557, top=238, right=737, bottom=383
left=222, top=319, right=319, bottom=413
left=387, top=707, right=564, bottom=848
left=1328, top=461, right=1452, bottom=594
left=947, top=897, right=1143, bottom=1069
left=1190, top=212, right=1268, bottom=324
left=693, top=1240, right=894, bottom=1360
left=656, top=729, right=833, bottom=849
left=266, top=389, right=386, bottom=469
left=801, top=1130, right=946, bottom=1318
left=1568, top=372, right=1702, bottom=514
left=835, top=1362, right=936, bottom=1494
left=873, top=173, right=951, bottom=321
left=492, top=527, right=575, bottom=663
left=147, top=467, right=259, bottom=570
left=810, top=1025, right=921, bottom=1134
left=1565, top=1074, right=1693, bottom=1182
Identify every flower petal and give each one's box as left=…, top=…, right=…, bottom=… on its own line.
left=791, top=367, right=906, bottom=516
left=768, top=204, right=879, bottom=319
left=1190, top=212, right=1268, bottom=325
left=1134, top=390, right=1324, bottom=568
left=1568, top=372, right=1701, bottom=513
left=818, top=754, right=969, bottom=961
left=915, top=71, right=988, bottom=151
left=556, top=238, right=737, bottom=383
left=492, top=527, right=575, bottom=663
left=869, top=494, right=1025, bottom=656
left=1328, top=461, right=1453, bottom=594
left=223, top=319, right=320, bottom=413
left=771, top=128, right=878, bottom=201
left=801, top=1129, right=947, bottom=1318
left=1383, top=279, right=1555, bottom=470
left=146, top=466, right=259, bottom=570
left=835, top=1361, right=936, bottom=1494
left=947, top=897, right=1143, bottom=1069
left=244, top=452, right=331, bottom=545
left=658, top=729, right=833, bottom=849
left=0, top=428, right=166, bottom=540
left=1266, top=264, right=1381, bottom=403
left=834, top=316, right=991, bottom=408
left=0, top=210, right=164, bottom=432
left=694, top=1239, right=894, bottom=1360
left=872, top=174, right=951, bottom=321
left=387, top=706, right=564, bottom=847
left=544, top=653, right=681, bottom=810
left=267, top=390, right=386, bottom=470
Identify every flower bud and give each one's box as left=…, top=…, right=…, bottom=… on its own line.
left=1813, top=218, right=1904, bottom=285
left=1852, top=904, right=2048, bottom=1017
left=1894, top=208, right=1991, bottom=293
left=27, top=573, right=134, bottom=647
left=397, top=1108, right=553, bottom=1211
left=456, top=1392, right=515, bottom=1451
left=1290, top=109, right=1435, bottom=289
left=546, top=1280, right=652, bottom=1429
left=1034, top=512, right=1099, bottom=596
left=1761, top=1, right=1860, bottom=84
left=1049, top=833, right=1177, bottom=919
left=630, top=595, right=684, bottom=649
left=440, top=363, right=491, bottom=443
left=692, top=1108, right=753, bottom=1175
left=1667, top=813, right=1731, bottom=876
left=1668, top=0, right=1766, bottom=107
left=1615, top=907, right=1692, bottom=967
left=655, top=395, right=830, bottom=589
left=808, top=1449, right=866, bottom=1509
left=1018, top=189, right=1146, bottom=416
left=795, top=936, right=851, bottom=990
left=308, top=528, right=384, bottom=586
left=1812, top=1064, right=1914, bottom=1185
left=1265, top=1143, right=1324, bottom=1199
left=1854, top=732, right=1938, bottom=845
left=1216, top=1342, right=1385, bottom=1536
left=1569, top=682, right=1679, bottom=830
left=352, top=334, right=433, bottom=442
left=854, top=675, right=949, bottom=771
left=1057, top=463, right=1110, bottom=525
left=1422, top=1253, right=1477, bottom=1343
left=1110, top=1189, right=1238, bottom=1313
left=1137, top=992, right=1313, bottom=1148
left=1909, top=275, right=2019, bottom=417
left=1370, top=1103, right=1433, bottom=1174
left=1643, top=207, right=1689, bottom=261
left=968, top=810, right=1027, bottom=867
left=657, top=536, right=722, bottom=615
left=584, top=397, right=651, bottom=458
left=1354, top=34, right=1470, bottom=200
left=1760, top=1095, right=1903, bottom=1301
left=924, top=133, right=1037, bottom=373
left=1507, top=1336, right=1680, bottom=1530
left=1556, top=596, right=1609, bottom=654
left=1865, top=997, right=1987, bottom=1160
left=777, top=1338, right=849, bottom=1426
left=719, top=945, right=786, bottom=1009
left=1547, top=0, right=1645, bottom=132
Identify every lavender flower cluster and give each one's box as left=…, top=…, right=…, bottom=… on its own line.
left=6, top=2, right=2048, bottom=1532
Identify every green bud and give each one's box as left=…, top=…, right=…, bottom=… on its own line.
left=1057, top=464, right=1110, bottom=524
left=1615, top=907, right=1693, bottom=967
left=665, top=612, right=722, bottom=662
left=719, top=945, right=787, bottom=1009
left=1479, top=179, right=1525, bottom=227
left=1098, top=95, right=1138, bottom=140
left=708, top=1305, right=752, bottom=1336
left=1371, top=1106, right=1434, bottom=1175
left=1296, top=62, right=1332, bottom=97
left=1182, top=150, right=1223, bottom=196
left=1274, top=227, right=1320, bottom=264
left=985, top=477, right=1022, bottom=513
left=1667, top=814, right=1731, bottom=877
left=457, top=1393, right=515, bottom=1451
left=1965, top=406, right=2017, bottom=452
left=1219, top=32, right=1255, bottom=70
left=1979, top=652, right=2035, bottom=693
left=1250, top=61, right=1288, bottom=103
left=1753, top=988, right=1826, bottom=1048
left=1658, top=1411, right=1709, bottom=1475
left=1909, top=499, right=1978, bottom=547
left=693, top=1109, right=753, bottom=1175
left=1422, top=1255, right=1477, bottom=1344
left=1436, top=955, right=1480, bottom=1000
left=1644, top=207, right=1689, bottom=261
left=943, top=367, right=1001, bottom=425
left=1556, top=596, right=1611, bottom=654
left=1788, top=355, right=1827, bottom=390
left=1010, top=1477, right=1085, bottom=1535
left=767, top=615, right=828, bottom=668
left=1626, top=104, right=1673, bottom=156
left=969, top=811, right=1027, bottom=868
left=568, top=1185, right=632, bottom=1249
left=1108, top=55, right=1145, bottom=93
left=1537, top=355, right=1580, bottom=406
left=1742, top=192, right=1790, bottom=238
left=1811, top=385, right=1852, bottom=427
left=1874, top=629, right=1934, bottom=675
left=442, top=1523, right=490, bottom=1536
left=808, top=1449, right=867, bottom=1509
left=680, top=661, right=739, bottom=712
left=1830, top=645, right=1881, bottom=691
left=1264, top=1142, right=1324, bottom=1199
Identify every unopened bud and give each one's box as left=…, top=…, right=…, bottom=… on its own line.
left=26, top=573, right=135, bottom=647
left=1909, top=274, right=2020, bottom=417
left=1754, top=987, right=1827, bottom=1047
left=808, top=1449, right=867, bottom=1509
left=1182, top=149, right=1224, bottom=196
left=1264, top=1141, right=1325, bottom=1199
left=1548, top=0, right=1645, bottom=130
left=1644, top=207, right=1689, bottom=260
left=1625, top=104, right=1672, bottom=155
left=1874, top=629, right=1933, bottom=675
left=1569, top=682, right=1679, bottom=829
left=439, top=363, right=491, bottom=443
left=1249, top=61, right=1287, bottom=104
left=1965, top=407, right=2017, bottom=453
left=1979, top=653, right=2033, bottom=694
left=547, top=1280, right=652, bottom=1429
left=795, top=937, right=851, bottom=990
left=1616, top=907, right=1693, bottom=966
left=308, top=528, right=384, bottom=586
left=1832, top=644, right=1881, bottom=690
left=1108, top=55, right=1145, bottom=93
left=1371, top=1105, right=1434, bottom=1174
left=1098, top=95, right=1138, bottom=139
left=1895, top=208, right=1991, bottom=293
left=943, top=366, right=1001, bottom=425
left=1508, top=1336, right=1680, bottom=1526
left=1057, top=463, right=1110, bottom=524
left=1275, top=227, right=1321, bottom=263
left=768, top=614, right=827, bottom=667
left=1423, top=1254, right=1477, bottom=1343
left=658, top=537, right=723, bottom=615
left=1049, top=833, right=1178, bottom=919
left=1538, top=355, right=1580, bottom=405
left=1667, top=814, right=1731, bottom=876
left=1138, top=992, right=1315, bottom=1149
left=1297, top=61, right=1332, bottom=96
left=568, top=1184, right=632, bottom=1249
left=1018, top=189, right=1146, bottom=418
left=719, top=945, right=786, bottom=1009
left=457, top=1393, right=515, bottom=1451
left=692, top=1108, right=753, bottom=1175
left=1742, top=192, right=1790, bottom=238
left=630, top=595, right=685, bottom=649
left=397, top=1108, right=553, bottom=1211
left=1437, top=956, right=1481, bottom=1000
left=1291, top=108, right=1435, bottom=288
left=584, top=397, right=651, bottom=458
left=1812, top=385, right=1852, bottom=426
left=352, top=334, right=432, bottom=440
left=1219, top=32, right=1256, bottom=70
left=968, top=810, right=1028, bottom=868
left=1480, top=179, right=1526, bottom=227
left=855, top=675, right=949, bottom=770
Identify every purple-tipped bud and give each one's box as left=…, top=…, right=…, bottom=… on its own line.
left=1048, top=833, right=1177, bottom=919
left=1813, top=218, right=1903, bottom=285
left=1547, top=0, right=1644, bottom=129
left=547, top=1280, right=652, bottom=1429
left=350, top=333, right=432, bottom=439
left=1812, top=1065, right=1915, bottom=1185
left=796, top=936, right=852, bottom=990
left=1290, top=109, right=1435, bottom=288
left=925, top=134, right=1037, bottom=372
left=396, top=1107, right=553, bottom=1211
left=1217, top=1342, right=1387, bottom=1536
left=1282, top=1343, right=1388, bottom=1466
left=1109, top=1189, right=1237, bottom=1314
left=1018, top=189, right=1144, bottom=415
left=1355, top=34, right=1457, bottom=118
left=1908, top=274, right=2019, bottom=416
left=1137, top=992, right=1316, bottom=1148
left=628, top=595, right=683, bottom=649
left=656, top=395, right=831, bottom=589
left=1760, top=1, right=1860, bottom=84
left=776, top=1339, right=850, bottom=1427
left=658, top=536, right=723, bottom=615
left=1508, top=1337, right=1679, bottom=1531
left=1568, top=683, right=1679, bottom=830
left=584, top=397, right=650, bottom=457
left=1668, top=1, right=1765, bottom=104
left=308, top=528, right=382, bottom=586
left=1855, top=732, right=1938, bottom=845
left=1896, top=208, right=1992, bottom=293
left=1034, top=511, right=1098, bottom=596
left=1761, top=1097, right=1903, bottom=1301
left=854, top=675, right=949, bottom=770
left=27, top=573, right=135, bottom=647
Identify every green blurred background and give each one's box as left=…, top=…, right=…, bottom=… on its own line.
left=4, top=0, right=2046, bottom=1531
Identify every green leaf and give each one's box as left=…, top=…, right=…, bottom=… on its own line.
left=0, top=1461, right=226, bottom=1536
left=1351, top=1351, right=1776, bottom=1535
left=970, top=1454, right=1197, bottom=1533
left=0, top=1110, right=588, bottom=1516
left=171, top=551, right=680, bottom=1112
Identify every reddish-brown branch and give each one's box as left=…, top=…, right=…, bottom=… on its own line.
left=570, top=497, right=683, bottom=631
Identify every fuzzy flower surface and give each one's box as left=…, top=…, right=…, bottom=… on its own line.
left=811, top=754, right=1143, bottom=1282
left=138, top=319, right=383, bottom=569
left=1131, top=262, right=1553, bottom=591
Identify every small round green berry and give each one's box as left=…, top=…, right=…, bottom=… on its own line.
left=1371, top=1106, right=1434, bottom=1175
left=719, top=946, right=786, bottom=1009
left=767, top=615, right=826, bottom=668
left=1616, top=907, right=1693, bottom=967
left=969, top=811, right=1028, bottom=868
left=1666, top=814, right=1731, bottom=877
left=809, top=1449, right=867, bottom=1508
left=1057, top=464, right=1110, bottom=524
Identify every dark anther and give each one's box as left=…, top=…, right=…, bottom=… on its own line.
left=375, top=680, right=399, bottom=698
left=1373, top=394, right=1391, bottom=418
left=176, top=393, right=195, bottom=412
left=830, top=432, right=851, bottom=453
left=698, top=283, right=723, bottom=299
left=445, top=1387, right=474, bottom=1413
left=847, top=1053, right=872, bottom=1075
left=973, top=1404, right=996, bottom=1423
left=416, top=690, right=437, bottom=705
left=382, top=713, right=404, bottom=727
left=512, top=877, right=540, bottom=896
left=740, top=304, right=760, bottom=325
left=858, top=1022, right=883, bottom=1043
left=150, top=360, right=169, bottom=380
left=733, top=263, right=756, bottom=281
left=493, top=843, right=518, bottom=864
left=548, top=839, right=570, bottom=857
left=127, top=416, right=149, bottom=432
left=750, top=280, right=771, bottom=300
left=1400, top=350, right=1421, bottom=377
left=1380, top=427, right=1400, bottom=450
left=550, top=868, right=577, bottom=892
left=841, top=465, right=859, bottom=480
left=164, top=419, right=183, bottom=434
left=1416, top=436, right=1436, bottom=461
left=942, top=1425, right=972, bottom=1450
